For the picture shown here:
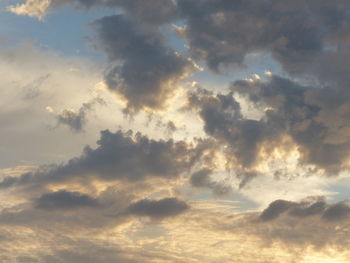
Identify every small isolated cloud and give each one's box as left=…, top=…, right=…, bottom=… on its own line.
left=127, top=197, right=189, bottom=219
left=7, top=0, right=51, bottom=19
left=51, top=97, right=105, bottom=132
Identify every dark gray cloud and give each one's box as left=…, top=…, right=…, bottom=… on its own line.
left=7, top=1, right=350, bottom=261
left=18, top=0, right=350, bottom=122
left=260, top=198, right=350, bottom=222
left=0, top=129, right=206, bottom=189
left=232, top=76, right=350, bottom=173
left=190, top=169, right=231, bottom=196
left=186, top=75, right=350, bottom=176
left=176, top=0, right=350, bottom=75
left=127, top=197, right=189, bottom=219
left=322, top=202, right=350, bottom=221
left=35, top=190, right=99, bottom=210
left=93, top=14, right=194, bottom=112
left=190, top=168, right=212, bottom=188
left=13, top=0, right=350, bottom=88
left=186, top=87, right=276, bottom=170
left=259, top=200, right=295, bottom=221
left=21, top=0, right=350, bottom=177
left=289, top=200, right=327, bottom=218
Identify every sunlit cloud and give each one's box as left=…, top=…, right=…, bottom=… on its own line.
left=3, top=0, right=350, bottom=262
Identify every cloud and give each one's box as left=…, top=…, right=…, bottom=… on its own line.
left=259, top=199, right=295, bottom=221
left=322, top=202, right=350, bottom=221
left=5, top=1, right=350, bottom=262
left=51, top=97, right=105, bottom=132
left=93, top=14, right=195, bottom=112
left=0, top=185, right=349, bottom=262
left=185, top=87, right=275, bottom=171
left=259, top=197, right=350, bottom=222
left=232, top=75, right=350, bottom=173
left=0, top=129, right=206, bottom=190
left=56, top=108, right=86, bottom=132
left=175, top=0, right=350, bottom=75
left=185, top=74, right=350, bottom=183
left=127, top=197, right=189, bottom=219
left=7, top=0, right=51, bottom=19
left=7, top=1, right=192, bottom=113
left=35, top=190, right=99, bottom=210
left=190, top=169, right=231, bottom=196
left=8, top=0, right=350, bottom=86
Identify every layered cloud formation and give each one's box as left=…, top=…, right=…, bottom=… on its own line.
left=3, top=0, right=350, bottom=262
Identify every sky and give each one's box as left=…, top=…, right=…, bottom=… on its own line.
left=1, top=0, right=350, bottom=262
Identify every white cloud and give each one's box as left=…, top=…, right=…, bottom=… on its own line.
left=7, top=0, right=51, bottom=19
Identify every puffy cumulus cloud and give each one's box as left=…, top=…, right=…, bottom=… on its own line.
left=16, top=0, right=350, bottom=118
left=5, top=1, right=350, bottom=262
left=9, top=0, right=350, bottom=87
left=232, top=75, right=350, bottom=173
left=0, top=129, right=209, bottom=190
left=0, top=41, right=203, bottom=170
left=176, top=0, right=350, bottom=75
left=185, top=87, right=276, bottom=172
left=127, top=197, right=189, bottom=219
left=93, top=14, right=195, bottom=113
left=185, top=75, right=350, bottom=182
left=7, top=1, right=191, bottom=114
